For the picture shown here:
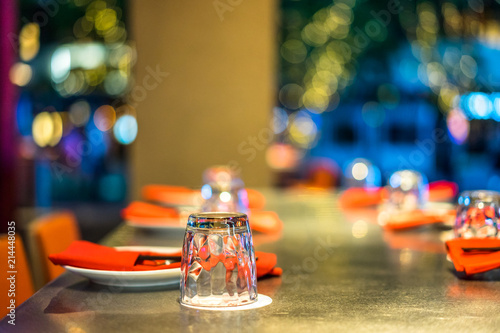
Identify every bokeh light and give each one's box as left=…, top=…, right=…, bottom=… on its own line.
left=344, top=158, right=381, bottom=188
left=351, top=162, right=369, bottom=181
left=51, top=47, right=71, bottom=84
left=9, top=63, right=32, bottom=87
left=279, top=84, right=304, bottom=110
left=69, top=100, right=91, bottom=127
left=113, top=115, right=138, bottom=145
left=19, top=23, right=40, bottom=61
left=272, top=107, right=289, bottom=134
left=447, top=109, right=469, bottom=144
left=280, top=40, right=308, bottom=64
left=201, top=184, right=212, bottom=200
left=219, top=191, right=232, bottom=203
left=352, top=220, right=368, bottom=239
left=265, top=143, right=302, bottom=170
left=288, top=111, right=318, bottom=148
left=32, top=112, right=63, bottom=147
left=94, top=105, right=116, bottom=131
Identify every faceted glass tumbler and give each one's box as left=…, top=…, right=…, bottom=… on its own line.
left=386, top=170, right=428, bottom=212
left=180, top=213, right=257, bottom=307
left=454, top=190, right=500, bottom=238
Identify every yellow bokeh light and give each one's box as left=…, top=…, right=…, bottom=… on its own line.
left=281, top=39, right=308, bottom=64
left=32, top=112, right=63, bottom=147
left=302, top=88, right=329, bottom=114
left=352, top=220, right=368, bottom=239
left=95, top=8, right=117, bottom=32
left=438, top=83, right=459, bottom=111
left=33, top=112, right=53, bottom=147
left=50, top=113, right=63, bottom=146
left=302, top=23, right=329, bottom=47
left=19, top=23, right=40, bottom=61
left=288, top=112, right=318, bottom=147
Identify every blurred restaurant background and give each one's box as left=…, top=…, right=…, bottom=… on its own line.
left=2, top=0, right=500, bottom=239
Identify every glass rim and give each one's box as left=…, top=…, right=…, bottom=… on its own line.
left=458, top=190, right=500, bottom=203
left=187, top=212, right=248, bottom=229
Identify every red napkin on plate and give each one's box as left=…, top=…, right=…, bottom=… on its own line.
left=446, top=238, right=500, bottom=275
left=50, top=241, right=282, bottom=278
left=49, top=241, right=182, bottom=271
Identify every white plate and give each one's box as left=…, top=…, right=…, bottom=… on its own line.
left=63, top=246, right=181, bottom=288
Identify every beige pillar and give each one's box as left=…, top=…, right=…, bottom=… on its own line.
left=130, top=0, right=276, bottom=193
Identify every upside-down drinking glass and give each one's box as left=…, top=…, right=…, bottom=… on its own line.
left=386, top=170, right=429, bottom=212
left=454, top=190, right=500, bottom=238
left=200, top=166, right=249, bottom=213
left=180, top=212, right=257, bottom=307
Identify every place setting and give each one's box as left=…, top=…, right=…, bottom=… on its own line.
left=46, top=166, right=282, bottom=313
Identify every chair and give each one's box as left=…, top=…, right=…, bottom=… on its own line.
left=28, top=211, right=80, bottom=289
left=0, top=234, right=34, bottom=318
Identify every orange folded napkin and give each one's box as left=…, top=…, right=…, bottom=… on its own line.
left=122, top=201, right=179, bottom=219
left=122, top=202, right=282, bottom=234
left=250, top=211, right=284, bottom=234
left=255, top=251, right=282, bottom=278
left=49, top=241, right=182, bottom=271
left=446, top=238, right=500, bottom=275
left=381, top=209, right=456, bottom=230
left=142, top=185, right=200, bottom=206
left=246, top=188, right=266, bottom=210
left=339, top=187, right=386, bottom=208
left=339, top=180, right=459, bottom=209
left=142, top=184, right=266, bottom=209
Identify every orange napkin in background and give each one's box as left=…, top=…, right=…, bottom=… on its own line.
left=339, top=180, right=459, bottom=209
left=255, top=251, right=282, bottom=278
left=142, top=184, right=267, bottom=209
left=121, top=202, right=283, bottom=235
left=446, top=238, right=500, bottom=275
left=247, top=188, right=266, bottom=210
left=339, top=187, right=386, bottom=208
left=49, top=241, right=182, bottom=271
left=428, top=180, right=458, bottom=202
left=382, top=209, right=455, bottom=230
left=251, top=211, right=283, bottom=234
left=142, top=185, right=199, bottom=206
left=121, top=201, right=179, bottom=219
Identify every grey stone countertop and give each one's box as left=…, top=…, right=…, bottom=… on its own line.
left=2, top=189, right=500, bottom=332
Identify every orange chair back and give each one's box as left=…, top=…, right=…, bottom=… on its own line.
left=31, top=211, right=80, bottom=286
left=0, top=234, right=34, bottom=318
